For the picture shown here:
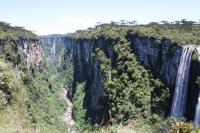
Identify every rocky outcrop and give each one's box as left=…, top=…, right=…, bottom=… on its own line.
left=19, top=40, right=44, bottom=71
left=0, top=39, right=44, bottom=71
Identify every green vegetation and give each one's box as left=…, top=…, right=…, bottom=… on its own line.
left=26, top=69, right=67, bottom=128
left=73, top=82, right=93, bottom=132
left=153, top=118, right=200, bottom=133
left=70, top=19, right=200, bottom=45
left=0, top=23, right=68, bottom=132
left=0, top=59, right=67, bottom=132
left=2, top=20, right=200, bottom=132
left=61, top=48, right=74, bottom=96
left=0, top=21, right=37, bottom=40
left=0, top=59, right=27, bottom=112
left=68, top=19, right=200, bottom=132
left=0, top=39, right=22, bottom=65
left=94, top=36, right=170, bottom=126
left=71, top=21, right=178, bottom=132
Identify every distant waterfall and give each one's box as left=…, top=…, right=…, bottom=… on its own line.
left=50, top=40, right=56, bottom=62
left=195, top=96, right=200, bottom=126
left=170, top=47, right=194, bottom=118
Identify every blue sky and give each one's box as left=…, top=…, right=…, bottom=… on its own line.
left=0, top=0, right=199, bottom=35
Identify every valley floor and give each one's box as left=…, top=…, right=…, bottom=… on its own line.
left=61, top=88, right=76, bottom=133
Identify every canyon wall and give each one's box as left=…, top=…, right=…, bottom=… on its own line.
left=128, top=35, right=183, bottom=86
left=40, top=35, right=72, bottom=64
left=41, top=34, right=200, bottom=122
left=0, top=39, right=44, bottom=71
left=18, top=40, right=44, bottom=71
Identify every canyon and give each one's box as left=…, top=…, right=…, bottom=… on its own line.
left=41, top=32, right=200, bottom=128
left=1, top=22, right=200, bottom=132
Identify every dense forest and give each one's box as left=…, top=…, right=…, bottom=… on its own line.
left=0, top=22, right=68, bottom=132
left=68, top=20, right=200, bottom=132
left=1, top=20, right=200, bottom=132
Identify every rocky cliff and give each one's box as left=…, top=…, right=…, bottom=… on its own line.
left=128, top=35, right=183, bottom=86
left=72, top=37, right=184, bottom=84
left=72, top=39, right=105, bottom=121
left=128, top=35, right=200, bottom=121
left=41, top=32, right=200, bottom=124
left=18, top=40, right=44, bottom=71
left=40, top=35, right=182, bottom=122
left=40, top=35, right=72, bottom=64
left=0, top=39, right=44, bottom=71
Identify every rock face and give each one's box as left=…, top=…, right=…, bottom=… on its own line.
left=41, top=35, right=184, bottom=121
left=129, top=35, right=183, bottom=86
left=72, top=39, right=105, bottom=119
left=72, top=37, right=184, bottom=122
left=72, top=39, right=94, bottom=83
left=40, top=35, right=72, bottom=64
left=19, top=40, right=44, bottom=71
left=41, top=36, right=107, bottom=121
left=0, top=39, right=44, bottom=71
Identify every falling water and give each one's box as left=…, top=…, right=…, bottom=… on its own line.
left=194, top=46, right=200, bottom=126
left=50, top=40, right=56, bottom=62
left=170, top=47, right=194, bottom=118
left=194, top=96, right=200, bottom=126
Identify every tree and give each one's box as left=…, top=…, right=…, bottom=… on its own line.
left=73, top=82, right=90, bottom=131
left=120, top=20, right=126, bottom=25
left=132, top=20, right=137, bottom=25
left=148, top=22, right=159, bottom=26
left=160, top=20, right=169, bottom=25
left=174, top=20, right=181, bottom=27
left=181, top=19, right=188, bottom=24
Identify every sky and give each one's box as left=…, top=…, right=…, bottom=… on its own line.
left=0, top=0, right=200, bottom=35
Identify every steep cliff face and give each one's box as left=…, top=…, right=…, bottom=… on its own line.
left=72, top=36, right=183, bottom=88
left=72, top=40, right=94, bottom=83
left=0, top=23, right=70, bottom=131
left=41, top=36, right=108, bottom=122
left=40, top=35, right=72, bottom=64
left=129, top=35, right=183, bottom=86
left=0, top=39, right=44, bottom=71
left=72, top=40, right=105, bottom=114
left=41, top=35, right=180, bottom=122
left=42, top=33, right=195, bottom=124
left=19, top=40, right=44, bottom=71
left=129, top=35, right=200, bottom=120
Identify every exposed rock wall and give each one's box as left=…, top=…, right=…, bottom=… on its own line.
left=40, top=35, right=72, bottom=64
left=72, top=36, right=200, bottom=123
left=41, top=34, right=188, bottom=122
left=19, top=40, right=44, bottom=71
left=72, top=39, right=94, bottom=83
left=72, top=39, right=108, bottom=122
left=72, top=36, right=183, bottom=94
left=129, top=35, right=183, bottom=86
left=0, top=39, right=44, bottom=71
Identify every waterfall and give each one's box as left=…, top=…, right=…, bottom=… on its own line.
left=50, top=40, right=56, bottom=62
left=194, top=47, right=200, bottom=126
left=195, top=96, right=200, bottom=126
left=170, top=47, right=194, bottom=118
